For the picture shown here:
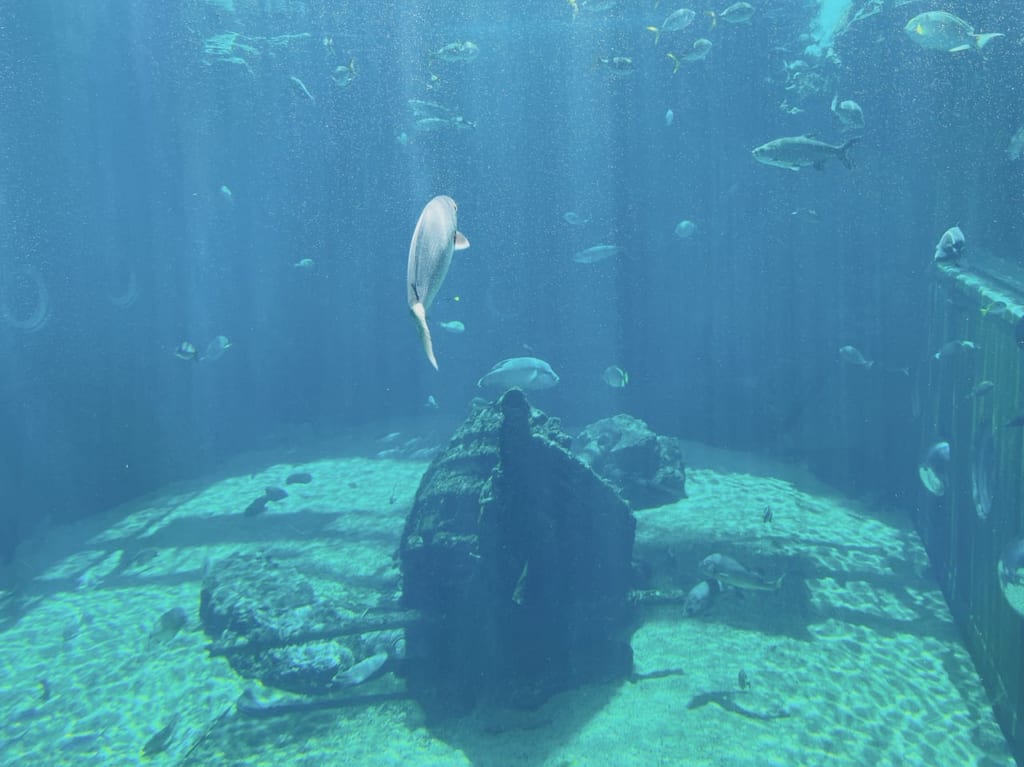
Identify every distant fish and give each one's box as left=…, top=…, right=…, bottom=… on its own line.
left=602, top=365, right=629, bottom=388
left=574, top=244, right=620, bottom=264
left=918, top=440, right=950, bottom=495
left=598, top=56, right=635, bottom=77
left=646, top=8, right=697, bottom=45
left=1007, top=127, right=1024, bottom=161
left=407, top=195, right=470, bottom=370
left=563, top=211, right=591, bottom=226
left=674, top=220, right=697, bottom=240
left=665, top=109, right=675, bottom=126
left=289, top=75, right=315, bottom=103
left=477, top=357, right=560, bottom=390
left=762, top=505, right=773, bottom=523
left=708, top=2, right=755, bottom=28
left=219, top=185, right=233, bottom=202
left=839, top=345, right=873, bottom=369
left=791, top=207, right=821, bottom=223
left=972, top=425, right=995, bottom=520
left=439, top=320, right=465, bottom=334
left=331, top=59, right=357, bottom=88
left=431, top=41, right=480, bottom=63
left=294, top=258, right=315, bottom=269
left=667, top=39, right=712, bottom=72
left=934, top=226, right=965, bottom=263
left=175, top=341, right=199, bottom=362
left=966, top=381, right=995, bottom=400
left=1003, top=415, right=1024, bottom=428
left=933, top=340, right=978, bottom=360
left=699, top=553, right=783, bottom=592
left=752, top=134, right=857, bottom=171
left=285, top=472, right=313, bottom=484
left=904, top=12, right=1003, bottom=53
left=981, top=301, right=1009, bottom=318
left=425, top=394, right=439, bottom=410
left=201, top=335, right=231, bottom=362
left=830, top=94, right=864, bottom=133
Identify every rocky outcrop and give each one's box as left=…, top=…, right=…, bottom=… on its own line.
left=199, top=551, right=402, bottom=695
left=400, top=389, right=636, bottom=712
left=573, top=414, right=687, bottom=509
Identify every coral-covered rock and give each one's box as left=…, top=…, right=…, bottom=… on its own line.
left=573, top=414, right=687, bottom=509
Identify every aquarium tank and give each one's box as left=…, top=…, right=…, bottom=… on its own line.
left=1, top=0, right=1023, bottom=764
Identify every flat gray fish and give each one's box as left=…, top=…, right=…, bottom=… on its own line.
left=334, top=651, right=388, bottom=687
left=752, top=135, right=858, bottom=171
left=407, top=196, right=470, bottom=370
left=477, top=357, right=560, bottom=390
left=698, top=553, right=784, bottom=592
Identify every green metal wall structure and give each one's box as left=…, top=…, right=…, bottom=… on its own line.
left=922, top=262, right=1024, bottom=761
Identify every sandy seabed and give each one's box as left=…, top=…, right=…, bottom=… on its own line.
left=0, top=436, right=1016, bottom=767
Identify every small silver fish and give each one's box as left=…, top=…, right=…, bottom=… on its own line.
left=646, top=9, right=697, bottom=45
left=602, top=365, right=629, bottom=388
left=710, top=2, right=755, bottom=27
left=175, top=341, right=199, bottom=362
left=574, top=244, right=620, bottom=264
left=839, top=345, right=873, bottom=369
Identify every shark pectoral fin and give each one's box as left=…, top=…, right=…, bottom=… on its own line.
left=410, top=302, right=439, bottom=370
left=454, top=231, right=470, bottom=250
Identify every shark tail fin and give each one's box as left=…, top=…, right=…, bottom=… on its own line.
left=411, top=302, right=438, bottom=370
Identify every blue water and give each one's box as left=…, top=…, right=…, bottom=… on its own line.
left=0, top=0, right=1018, bottom=557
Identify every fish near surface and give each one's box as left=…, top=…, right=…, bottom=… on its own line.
left=407, top=195, right=470, bottom=370
left=752, top=135, right=858, bottom=171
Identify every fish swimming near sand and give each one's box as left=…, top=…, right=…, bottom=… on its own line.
left=698, top=553, right=784, bottom=592
left=407, top=195, right=470, bottom=370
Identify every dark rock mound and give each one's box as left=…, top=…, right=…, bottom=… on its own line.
left=573, top=414, right=687, bottom=509
left=400, top=388, right=636, bottom=713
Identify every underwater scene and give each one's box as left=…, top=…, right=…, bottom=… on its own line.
left=2, top=0, right=1024, bottom=764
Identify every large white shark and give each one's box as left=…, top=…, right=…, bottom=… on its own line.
left=406, top=195, right=469, bottom=370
